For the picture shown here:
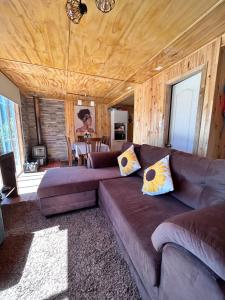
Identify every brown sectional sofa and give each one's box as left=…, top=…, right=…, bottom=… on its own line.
left=37, top=142, right=225, bottom=300
left=38, top=165, right=121, bottom=216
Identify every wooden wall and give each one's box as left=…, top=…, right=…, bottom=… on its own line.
left=65, top=97, right=110, bottom=144
left=208, top=46, right=225, bottom=158
left=133, top=38, right=222, bottom=157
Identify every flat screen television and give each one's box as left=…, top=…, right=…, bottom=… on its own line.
left=0, top=152, right=17, bottom=197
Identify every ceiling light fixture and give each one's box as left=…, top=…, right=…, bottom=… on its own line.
left=65, top=0, right=87, bottom=24
left=154, top=66, right=163, bottom=71
left=95, top=0, right=115, bottom=13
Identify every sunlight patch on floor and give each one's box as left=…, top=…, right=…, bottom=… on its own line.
left=1, top=227, right=69, bottom=300
left=17, top=171, right=46, bottom=195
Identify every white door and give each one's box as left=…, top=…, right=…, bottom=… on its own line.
left=168, top=72, right=202, bottom=153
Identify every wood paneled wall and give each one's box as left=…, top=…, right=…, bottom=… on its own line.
left=65, top=97, right=110, bottom=143
left=133, top=38, right=222, bottom=157
left=208, top=47, right=225, bottom=158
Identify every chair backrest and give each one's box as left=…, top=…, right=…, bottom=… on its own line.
left=77, top=135, right=85, bottom=142
left=65, top=135, right=73, bottom=166
left=101, top=135, right=110, bottom=146
left=84, top=138, right=102, bottom=153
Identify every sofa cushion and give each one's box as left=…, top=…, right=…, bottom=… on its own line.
left=138, top=144, right=173, bottom=177
left=38, top=166, right=121, bottom=199
left=121, top=142, right=141, bottom=161
left=88, top=151, right=121, bottom=168
left=170, top=151, right=225, bottom=209
left=118, top=145, right=141, bottom=176
left=98, top=176, right=191, bottom=292
left=142, top=155, right=174, bottom=196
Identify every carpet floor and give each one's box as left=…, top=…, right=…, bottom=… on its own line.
left=0, top=201, right=140, bottom=300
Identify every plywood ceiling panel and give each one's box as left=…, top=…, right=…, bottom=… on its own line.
left=129, top=0, right=225, bottom=83
left=67, top=71, right=122, bottom=98
left=0, top=0, right=225, bottom=101
left=0, top=0, right=69, bottom=69
left=68, top=0, right=220, bottom=80
left=0, top=60, right=67, bottom=99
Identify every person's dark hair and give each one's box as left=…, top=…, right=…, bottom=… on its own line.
left=77, top=109, right=91, bottom=122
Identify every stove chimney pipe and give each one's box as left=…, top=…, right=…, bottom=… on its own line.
left=33, top=96, right=42, bottom=145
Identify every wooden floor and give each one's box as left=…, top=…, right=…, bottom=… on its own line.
left=1, top=161, right=62, bottom=205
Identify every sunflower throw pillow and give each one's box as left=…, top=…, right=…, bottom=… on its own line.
left=117, top=145, right=141, bottom=176
left=142, top=155, right=174, bottom=196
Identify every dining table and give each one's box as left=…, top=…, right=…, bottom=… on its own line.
left=72, top=142, right=110, bottom=160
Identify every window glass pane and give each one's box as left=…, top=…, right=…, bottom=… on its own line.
left=0, top=95, right=21, bottom=175
left=0, top=96, right=11, bottom=153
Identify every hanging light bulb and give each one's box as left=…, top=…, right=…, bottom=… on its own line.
left=95, top=0, right=115, bottom=13
left=65, top=0, right=87, bottom=24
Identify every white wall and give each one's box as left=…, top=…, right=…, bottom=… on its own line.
left=0, top=72, right=21, bottom=105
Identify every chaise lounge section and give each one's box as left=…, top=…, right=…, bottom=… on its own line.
left=37, top=143, right=225, bottom=300
left=38, top=163, right=121, bottom=216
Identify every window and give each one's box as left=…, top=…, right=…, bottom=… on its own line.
left=0, top=95, right=22, bottom=174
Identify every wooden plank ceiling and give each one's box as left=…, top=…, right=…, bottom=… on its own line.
left=0, top=0, right=225, bottom=103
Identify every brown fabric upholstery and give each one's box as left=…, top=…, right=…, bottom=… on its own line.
left=98, top=176, right=191, bottom=292
left=152, top=202, right=225, bottom=280
left=159, top=244, right=225, bottom=300
left=137, top=144, right=173, bottom=177
left=37, top=166, right=121, bottom=199
left=40, top=190, right=96, bottom=216
left=170, top=151, right=225, bottom=209
left=88, top=151, right=121, bottom=168
left=36, top=142, right=225, bottom=299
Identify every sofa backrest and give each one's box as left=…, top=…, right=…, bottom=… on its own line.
left=121, top=142, right=225, bottom=209
left=137, top=144, right=173, bottom=177
left=170, top=151, right=225, bottom=209
left=122, top=143, right=225, bottom=209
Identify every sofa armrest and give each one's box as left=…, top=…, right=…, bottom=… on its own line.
left=159, top=244, right=225, bottom=300
left=151, top=202, right=225, bottom=280
left=88, top=151, right=121, bottom=169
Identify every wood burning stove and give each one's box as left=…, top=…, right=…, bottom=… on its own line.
left=32, top=145, right=47, bottom=166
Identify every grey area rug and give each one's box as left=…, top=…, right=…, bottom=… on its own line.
left=0, top=202, right=140, bottom=300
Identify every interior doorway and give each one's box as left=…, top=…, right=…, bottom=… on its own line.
left=113, top=94, right=134, bottom=143
left=166, top=71, right=204, bottom=154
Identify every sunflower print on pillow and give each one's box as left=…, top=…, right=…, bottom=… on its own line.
left=117, top=145, right=141, bottom=176
left=142, top=155, right=174, bottom=196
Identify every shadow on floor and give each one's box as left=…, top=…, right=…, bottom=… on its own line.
left=0, top=201, right=140, bottom=299
left=0, top=233, right=34, bottom=290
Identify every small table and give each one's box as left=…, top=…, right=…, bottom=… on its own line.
left=72, top=142, right=110, bottom=165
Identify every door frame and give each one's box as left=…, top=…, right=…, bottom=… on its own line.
left=163, top=64, right=207, bottom=154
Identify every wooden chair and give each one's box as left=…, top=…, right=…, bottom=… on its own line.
left=84, top=138, right=102, bottom=153
left=77, top=135, right=85, bottom=142
left=65, top=136, right=75, bottom=167
left=83, top=138, right=102, bottom=166
left=101, top=135, right=110, bottom=146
